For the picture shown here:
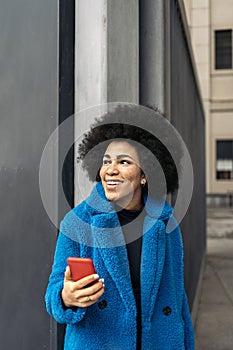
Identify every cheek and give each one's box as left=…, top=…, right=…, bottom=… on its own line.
left=127, top=169, right=142, bottom=182
left=99, top=167, right=104, bottom=180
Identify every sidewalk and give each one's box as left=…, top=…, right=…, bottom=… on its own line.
left=195, top=208, right=233, bottom=350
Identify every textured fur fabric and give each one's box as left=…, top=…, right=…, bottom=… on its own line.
left=45, top=182, right=194, bottom=349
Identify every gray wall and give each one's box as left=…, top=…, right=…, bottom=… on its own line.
left=170, top=0, right=206, bottom=308
left=0, top=1, right=58, bottom=349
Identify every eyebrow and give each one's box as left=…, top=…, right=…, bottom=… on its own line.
left=103, top=154, right=135, bottom=161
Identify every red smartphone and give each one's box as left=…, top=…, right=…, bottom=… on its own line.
left=67, top=257, right=97, bottom=282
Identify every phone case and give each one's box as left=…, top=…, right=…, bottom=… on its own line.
left=67, top=257, right=96, bottom=282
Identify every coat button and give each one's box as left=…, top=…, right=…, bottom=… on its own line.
left=163, top=306, right=172, bottom=316
left=98, top=300, right=107, bottom=310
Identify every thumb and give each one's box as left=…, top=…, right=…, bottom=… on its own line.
left=64, top=265, right=72, bottom=281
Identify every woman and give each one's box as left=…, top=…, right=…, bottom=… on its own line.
left=45, top=105, right=194, bottom=349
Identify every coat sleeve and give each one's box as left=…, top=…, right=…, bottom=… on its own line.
left=45, top=220, right=87, bottom=324
left=182, top=291, right=195, bottom=350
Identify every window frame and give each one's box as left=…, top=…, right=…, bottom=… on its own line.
left=212, top=28, right=233, bottom=74
left=215, top=29, right=232, bottom=70
left=216, top=139, right=233, bottom=181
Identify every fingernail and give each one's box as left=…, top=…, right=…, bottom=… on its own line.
left=99, top=278, right=104, bottom=283
left=93, top=274, right=99, bottom=280
left=103, top=284, right=105, bottom=288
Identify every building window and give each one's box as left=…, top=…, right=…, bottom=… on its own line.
left=215, top=29, right=232, bottom=70
left=216, top=140, right=233, bottom=180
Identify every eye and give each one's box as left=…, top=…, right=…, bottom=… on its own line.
left=120, top=159, right=131, bottom=165
left=103, top=159, right=111, bottom=165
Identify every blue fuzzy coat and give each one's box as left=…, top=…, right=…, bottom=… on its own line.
left=45, top=183, right=194, bottom=349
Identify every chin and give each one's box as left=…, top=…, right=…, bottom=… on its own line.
left=105, top=193, right=119, bottom=202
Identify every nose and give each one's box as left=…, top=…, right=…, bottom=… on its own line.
left=106, top=160, right=119, bottom=175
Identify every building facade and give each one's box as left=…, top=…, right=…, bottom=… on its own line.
left=184, top=0, right=233, bottom=206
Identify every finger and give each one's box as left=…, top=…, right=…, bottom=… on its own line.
left=64, top=266, right=72, bottom=281
left=75, top=274, right=99, bottom=289
left=74, top=299, right=97, bottom=308
left=73, top=279, right=104, bottom=302
left=75, top=285, right=105, bottom=306
left=85, top=295, right=92, bottom=303
left=75, top=278, right=104, bottom=298
left=87, top=284, right=105, bottom=301
left=78, top=295, right=95, bottom=304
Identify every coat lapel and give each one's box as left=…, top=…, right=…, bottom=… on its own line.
left=85, top=183, right=135, bottom=310
left=91, top=212, right=136, bottom=312
left=140, top=215, right=166, bottom=324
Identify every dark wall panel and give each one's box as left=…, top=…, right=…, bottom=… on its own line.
left=170, top=0, right=206, bottom=308
left=139, top=0, right=206, bottom=310
left=0, top=1, right=58, bottom=349
left=58, top=0, right=75, bottom=348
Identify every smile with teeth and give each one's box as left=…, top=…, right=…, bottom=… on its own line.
left=105, top=180, right=124, bottom=186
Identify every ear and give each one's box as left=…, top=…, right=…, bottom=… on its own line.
left=140, top=173, right=147, bottom=186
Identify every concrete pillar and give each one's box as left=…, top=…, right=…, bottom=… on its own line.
left=139, top=0, right=170, bottom=118
left=74, top=0, right=139, bottom=203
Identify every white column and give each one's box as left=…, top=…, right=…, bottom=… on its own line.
left=74, top=0, right=139, bottom=204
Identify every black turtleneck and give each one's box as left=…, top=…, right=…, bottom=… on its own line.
left=116, top=206, right=145, bottom=350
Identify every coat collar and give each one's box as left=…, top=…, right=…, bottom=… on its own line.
left=85, top=181, right=173, bottom=220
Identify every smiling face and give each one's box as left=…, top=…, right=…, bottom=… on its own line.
left=99, top=141, right=147, bottom=210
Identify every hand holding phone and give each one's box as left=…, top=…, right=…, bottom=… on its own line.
left=62, top=257, right=104, bottom=308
